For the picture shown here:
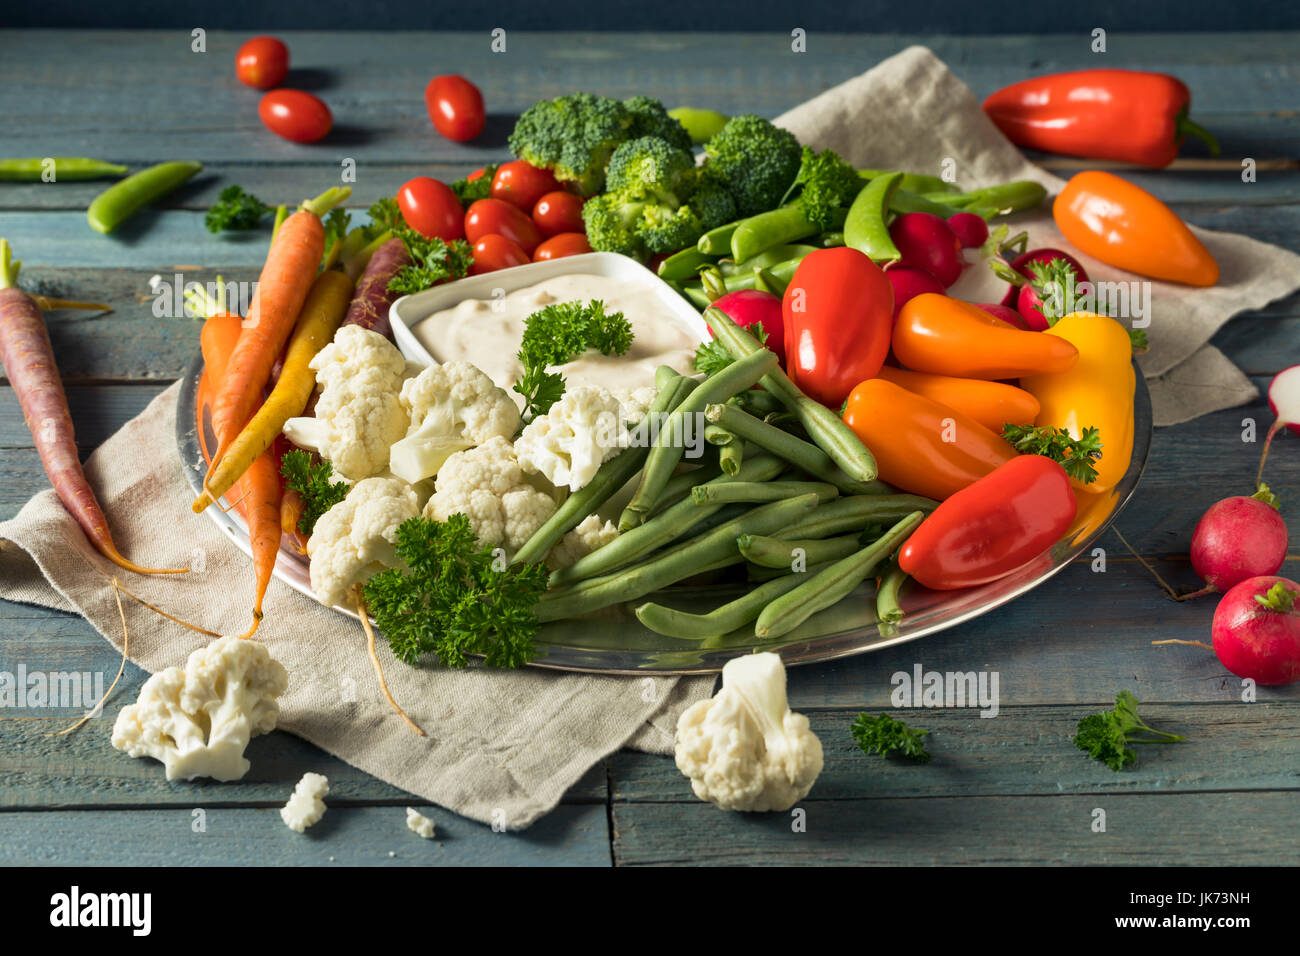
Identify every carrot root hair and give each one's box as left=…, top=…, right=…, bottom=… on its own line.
left=355, top=589, right=425, bottom=737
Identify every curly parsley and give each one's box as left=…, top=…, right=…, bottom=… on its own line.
left=1073, top=691, right=1184, bottom=772
left=1001, top=423, right=1103, bottom=484
left=514, top=300, right=634, bottom=422
left=280, top=450, right=349, bottom=536
left=850, top=712, right=932, bottom=763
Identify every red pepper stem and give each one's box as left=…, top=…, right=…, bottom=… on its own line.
left=1176, top=113, right=1220, bottom=157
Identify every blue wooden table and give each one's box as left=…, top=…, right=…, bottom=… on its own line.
left=1, top=29, right=1298, bottom=866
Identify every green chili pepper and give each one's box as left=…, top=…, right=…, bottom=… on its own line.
left=845, top=170, right=903, bottom=262
left=0, top=158, right=128, bottom=182
left=86, top=160, right=202, bottom=234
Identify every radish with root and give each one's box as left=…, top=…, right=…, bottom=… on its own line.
left=1257, top=365, right=1300, bottom=485
left=1184, top=484, right=1289, bottom=599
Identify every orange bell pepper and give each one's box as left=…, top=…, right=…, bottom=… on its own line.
left=1053, top=171, right=1218, bottom=286
left=876, top=366, right=1040, bottom=432
left=842, top=378, right=1018, bottom=501
left=893, top=294, right=1079, bottom=379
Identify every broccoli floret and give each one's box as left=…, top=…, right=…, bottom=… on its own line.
left=785, top=146, right=865, bottom=230
left=638, top=205, right=704, bottom=254
left=582, top=193, right=646, bottom=259
left=683, top=171, right=737, bottom=231
left=508, top=93, right=632, bottom=196
left=704, top=114, right=802, bottom=218
left=605, top=136, right=695, bottom=202
left=623, top=95, right=694, bottom=152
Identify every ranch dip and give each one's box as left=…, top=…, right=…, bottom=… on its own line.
left=412, top=273, right=699, bottom=394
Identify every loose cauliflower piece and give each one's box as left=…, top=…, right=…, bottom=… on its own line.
left=675, top=652, right=823, bottom=812
left=281, top=772, right=330, bottom=833
left=111, top=636, right=289, bottom=782
left=547, top=514, right=620, bottom=570
left=424, top=436, right=557, bottom=557
left=389, top=361, right=521, bottom=484
left=283, top=326, right=410, bottom=481
left=516, top=384, right=655, bottom=492
left=406, top=807, right=437, bottom=839
left=308, top=476, right=421, bottom=608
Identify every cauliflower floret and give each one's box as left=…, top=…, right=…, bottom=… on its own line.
left=110, top=635, right=289, bottom=782
left=389, top=361, right=521, bottom=484
left=547, top=514, right=620, bottom=569
left=308, top=476, right=421, bottom=608
left=424, top=436, right=556, bottom=556
left=283, top=327, right=410, bottom=481
left=611, top=386, right=658, bottom=426
left=516, top=384, right=651, bottom=491
left=406, top=807, right=437, bottom=839
left=675, top=652, right=823, bottom=812
left=281, top=772, right=330, bottom=833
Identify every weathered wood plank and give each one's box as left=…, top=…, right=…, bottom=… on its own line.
left=0, top=804, right=611, bottom=866
left=611, top=791, right=1300, bottom=865
left=0, top=385, right=167, bottom=450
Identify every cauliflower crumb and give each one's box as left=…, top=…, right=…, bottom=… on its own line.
left=281, top=772, right=330, bottom=833
left=406, top=807, right=436, bottom=839
left=547, top=514, right=620, bottom=569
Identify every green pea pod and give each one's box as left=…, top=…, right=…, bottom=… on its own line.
left=720, top=243, right=818, bottom=276
left=731, top=204, right=845, bottom=264
left=668, top=107, right=729, bottom=144
left=86, top=160, right=202, bottom=234
left=658, top=246, right=715, bottom=281
left=859, top=168, right=957, bottom=195
left=697, top=221, right=740, bottom=255
left=888, top=187, right=965, bottom=219
left=845, top=170, right=903, bottom=262
left=0, top=158, right=128, bottom=182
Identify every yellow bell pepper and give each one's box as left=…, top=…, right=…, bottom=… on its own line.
left=1021, top=312, right=1135, bottom=495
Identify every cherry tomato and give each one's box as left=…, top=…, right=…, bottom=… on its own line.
left=533, top=233, right=592, bottom=261
left=465, top=198, right=541, bottom=255
left=235, top=36, right=289, bottom=90
left=490, top=161, right=560, bottom=213
left=397, top=176, right=465, bottom=241
left=465, top=167, right=488, bottom=182
left=258, top=89, right=332, bottom=143
left=532, top=190, right=586, bottom=237
left=471, top=234, right=530, bottom=274
left=424, top=75, right=486, bottom=142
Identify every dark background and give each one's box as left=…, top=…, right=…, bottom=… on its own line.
left=4, top=0, right=1296, bottom=32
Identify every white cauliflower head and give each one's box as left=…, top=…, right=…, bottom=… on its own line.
left=423, top=436, right=556, bottom=556
left=110, top=635, right=289, bottom=782
left=389, top=361, right=521, bottom=484
left=547, top=514, right=620, bottom=570
left=308, top=476, right=421, bottom=608
left=516, top=384, right=652, bottom=492
left=675, top=652, right=823, bottom=812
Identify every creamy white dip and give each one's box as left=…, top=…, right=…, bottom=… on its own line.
left=412, top=273, right=699, bottom=394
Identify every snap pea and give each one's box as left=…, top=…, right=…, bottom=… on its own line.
left=537, top=493, right=821, bottom=621
left=845, top=170, right=903, bottom=263
left=698, top=221, right=740, bottom=255
left=920, top=180, right=1047, bottom=215
left=0, top=157, right=127, bottom=181
left=731, top=204, right=846, bottom=264
left=550, top=455, right=782, bottom=587
left=668, top=107, right=729, bottom=144
left=691, top=480, right=836, bottom=506
left=719, top=243, right=818, bottom=276
left=86, top=160, right=202, bottom=234
left=889, top=188, right=966, bottom=219
left=755, top=512, right=924, bottom=639
left=877, top=558, right=909, bottom=626
left=658, top=246, right=715, bottom=281
left=634, top=563, right=834, bottom=639
left=738, top=532, right=863, bottom=569
left=819, top=232, right=845, bottom=248
left=678, top=283, right=713, bottom=310
left=703, top=308, right=877, bottom=483
left=751, top=267, right=785, bottom=297
left=775, top=493, right=937, bottom=540
left=719, top=439, right=744, bottom=476
left=858, top=168, right=957, bottom=195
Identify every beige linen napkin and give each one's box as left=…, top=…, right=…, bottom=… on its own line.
left=774, top=46, right=1297, bottom=426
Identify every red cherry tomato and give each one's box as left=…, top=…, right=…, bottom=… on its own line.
left=397, top=177, right=465, bottom=242
left=258, top=89, right=332, bottom=143
left=465, top=167, right=488, bottom=182
left=533, top=232, right=592, bottom=261
left=235, top=36, right=289, bottom=90
left=465, top=198, right=541, bottom=255
left=424, top=75, right=485, bottom=142
left=471, top=235, right=530, bottom=274
left=532, top=190, right=586, bottom=237
left=491, top=161, right=560, bottom=214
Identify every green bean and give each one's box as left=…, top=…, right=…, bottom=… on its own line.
left=858, top=168, right=957, bottom=195
left=703, top=424, right=734, bottom=447
left=658, top=246, right=714, bottom=281
left=512, top=370, right=685, bottom=565
left=0, top=157, right=127, bottom=181
left=698, top=221, right=740, bottom=255
left=624, top=348, right=778, bottom=522
left=702, top=308, right=877, bottom=483
left=876, top=558, right=909, bottom=626
left=775, top=493, right=937, bottom=540
left=755, top=512, right=924, bottom=639
left=719, top=440, right=744, bottom=476
left=86, top=161, right=202, bottom=234
left=845, top=170, right=903, bottom=263
left=731, top=204, right=846, bottom=264
left=550, top=455, right=783, bottom=586
left=668, top=107, right=729, bottom=144
left=634, top=563, right=834, bottom=639
left=738, top=532, right=862, bottom=569
left=650, top=460, right=724, bottom=515
left=691, top=480, right=835, bottom=506
left=678, top=283, right=713, bottom=310
left=654, top=365, right=682, bottom=391
left=752, top=267, right=786, bottom=297
left=537, top=493, right=821, bottom=621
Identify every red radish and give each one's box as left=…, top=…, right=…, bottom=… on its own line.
left=1211, top=576, right=1300, bottom=685
left=709, top=289, right=785, bottom=365
left=1015, top=283, right=1054, bottom=331
left=884, top=266, right=945, bottom=320
left=0, top=240, right=183, bottom=574
left=1258, top=365, right=1300, bottom=485
left=1186, top=485, right=1288, bottom=598
left=973, top=302, right=1031, bottom=331
left=888, top=212, right=964, bottom=287
left=947, top=212, right=989, bottom=249
left=997, top=248, right=1088, bottom=307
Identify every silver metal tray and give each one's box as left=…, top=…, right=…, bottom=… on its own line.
left=178, top=354, right=1151, bottom=675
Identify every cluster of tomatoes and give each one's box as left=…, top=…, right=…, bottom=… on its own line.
left=234, top=36, right=334, bottom=143
left=397, top=160, right=591, bottom=275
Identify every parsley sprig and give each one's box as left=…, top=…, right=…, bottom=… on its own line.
left=450, top=164, right=498, bottom=208
left=364, top=197, right=474, bottom=295
left=693, top=323, right=769, bottom=377
left=850, top=713, right=932, bottom=763
left=514, top=299, right=634, bottom=421
left=1073, top=690, right=1184, bottom=771
left=362, top=514, right=550, bottom=668
left=204, top=185, right=273, bottom=233
left=280, top=450, right=349, bottom=536
left=1001, top=423, right=1103, bottom=484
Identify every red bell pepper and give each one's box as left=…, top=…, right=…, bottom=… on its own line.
left=781, top=247, right=893, bottom=408
left=982, top=69, right=1219, bottom=169
left=898, top=455, right=1077, bottom=590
